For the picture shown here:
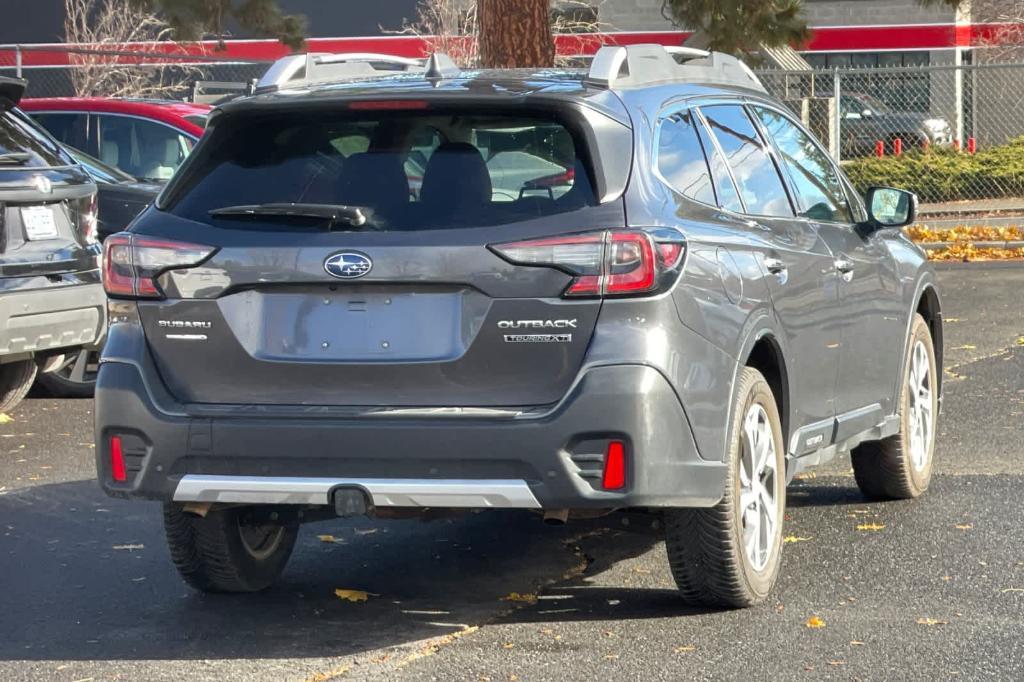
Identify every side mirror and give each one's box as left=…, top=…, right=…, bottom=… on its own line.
left=865, top=186, right=917, bottom=229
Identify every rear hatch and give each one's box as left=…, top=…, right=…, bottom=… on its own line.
left=116, top=96, right=633, bottom=408
left=0, top=100, right=97, bottom=278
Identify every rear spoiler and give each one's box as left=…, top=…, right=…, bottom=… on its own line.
left=0, top=76, right=27, bottom=110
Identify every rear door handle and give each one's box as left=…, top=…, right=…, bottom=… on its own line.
left=834, top=258, right=854, bottom=274
left=764, top=257, right=787, bottom=275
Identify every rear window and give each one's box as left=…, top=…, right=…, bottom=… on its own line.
left=165, top=110, right=596, bottom=230
left=0, top=109, right=75, bottom=168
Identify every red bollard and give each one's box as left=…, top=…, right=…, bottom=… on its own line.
left=893, top=138, right=903, bottom=156
left=967, top=137, right=976, bottom=154
left=875, top=140, right=885, bottom=158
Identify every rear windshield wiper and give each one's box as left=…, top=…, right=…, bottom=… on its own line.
left=209, top=203, right=368, bottom=229
left=0, top=153, right=31, bottom=165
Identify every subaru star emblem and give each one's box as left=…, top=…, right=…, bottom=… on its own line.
left=324, top=251, right=372, bottom=279
left=32, top=175, right=52, bottom=194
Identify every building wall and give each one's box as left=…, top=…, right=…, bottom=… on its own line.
left=600, top=0, right=955, bottom=31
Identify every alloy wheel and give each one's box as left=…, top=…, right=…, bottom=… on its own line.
left=738, top=403, right=779, bottom=572
left=907, top=340, right=934, bottom=472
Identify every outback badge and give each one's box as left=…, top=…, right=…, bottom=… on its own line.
left=324, top=251, right=372, bottom=279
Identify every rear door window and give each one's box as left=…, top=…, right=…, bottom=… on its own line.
left=0, top=110, right=75, bottom=168
left=30, top=112, right=90, bottom=153
left=655, top=109, right=715, bottom=205
left=96, top=115, right=194, bottom=182
left=166, top=111, right=598, bottom=230
left=700, top=104, right=793, bottom=218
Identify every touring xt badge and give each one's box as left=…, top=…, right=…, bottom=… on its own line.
left=499, top=319, right=576, bottom=343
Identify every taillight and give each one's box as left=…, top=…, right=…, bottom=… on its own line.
left=102, top=233, right=215, bottom=299
left=74, top=193, right=98, bottom=244
left=490, top=230, right=685, bottom=298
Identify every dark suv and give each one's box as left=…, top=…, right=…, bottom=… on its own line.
left=95, top=46, right=941, bottom=607
left=0, top=77, right=105, bottom=412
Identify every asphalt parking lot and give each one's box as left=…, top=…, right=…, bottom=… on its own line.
left=1, top=265, right=1022, bottom=682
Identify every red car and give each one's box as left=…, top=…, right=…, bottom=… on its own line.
left=20, top=98, right=210, bottom=183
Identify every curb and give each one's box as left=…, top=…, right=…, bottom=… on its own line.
left=931, top=260, right=1024, bottom=270
left=919, top=240, right=1024, bottom=251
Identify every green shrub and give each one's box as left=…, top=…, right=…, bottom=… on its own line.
left=843, top=136, right=1024, bottom=203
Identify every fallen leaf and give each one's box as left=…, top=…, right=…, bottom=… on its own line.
left=828, top=660, right=846, bottom=666
left=784, top=535, right=813, bottom=544
left=1016, top=337, right=1024, bottom=346
left=318, top=534, right=337, bottom=543
left=674, top=645, right=696, bottom=653
left=112, top=544, right=144, bottom=551
left=850, top=641, right=865, bottom=646
left=805, top=616, right=826, bottom=629
left=856, top=523, right=886, bottom=531
left=0, top=414, right=13, bottom=424
left=1001, top=587, right=1024, bottom=593
left=334, top=588, right=372, bottom=602
left=603, top=654, right=620, bottom=660
left=953, top=344, right=977, bottom=350
left=794, top=471, right=816, bottom=480
left=916, top=617, right=948, bottom=626
left=942, top=576, right=952, bottom=582
left=954, top=523, right=973, bottom=530
left=502, top=642, right=514, bottom=649
left=501, top=592, right=538, bottom=605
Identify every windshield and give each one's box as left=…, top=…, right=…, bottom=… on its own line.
left=0, top=109, right=75, bottom=168
left=853, top=94, right=892, bottom=115
left=165, top=110, right=595, bottom=231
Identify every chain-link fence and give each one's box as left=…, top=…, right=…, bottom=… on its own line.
left=0, top=44, right=270, bottom=103
left=4, top=44, right=1024, bottom=212
left=755, top=62, right=1024, bottom=211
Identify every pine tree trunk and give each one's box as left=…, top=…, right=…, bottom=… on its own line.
left=477, top=0, right=554, bottom=68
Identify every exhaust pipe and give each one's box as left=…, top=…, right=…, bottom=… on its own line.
left=543, top=508, right=569, bottom=526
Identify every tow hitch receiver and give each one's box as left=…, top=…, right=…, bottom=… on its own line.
left=333, top=487, right=371, bottom=518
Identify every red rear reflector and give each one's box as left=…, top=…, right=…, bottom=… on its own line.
left=110, top=436, right=127, bottom=483
left=348, top=100, right=430, bottom=110
left=602, top=440, right=627, bottom=490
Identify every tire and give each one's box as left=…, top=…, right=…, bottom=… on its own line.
left=0, top=360, right=38, bottom=413
left=851, top=314, right=937, bottom=500
left=163, top=504, right=299, bottom=593
left=664, top=367, right=786, bottom=608
left=36, top=348, right=99, bottom=398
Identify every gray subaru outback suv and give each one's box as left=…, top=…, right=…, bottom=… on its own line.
left=95, top=46, right=941, bottom=607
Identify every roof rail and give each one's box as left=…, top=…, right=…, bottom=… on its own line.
left=585, top=44, right=765, bottom=93
left=256, top=52, right=427, bottom=92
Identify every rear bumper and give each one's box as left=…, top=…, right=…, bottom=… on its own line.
left=0, top=279, right=106, bottom=357
left=95, top=352, right=727, bottom=510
